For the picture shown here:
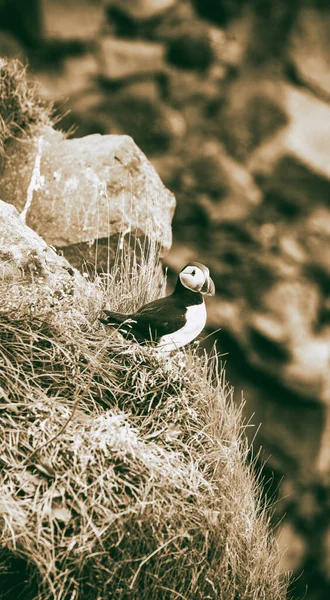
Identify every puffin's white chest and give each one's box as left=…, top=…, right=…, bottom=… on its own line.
left=157, top=302, right=207, bottom=352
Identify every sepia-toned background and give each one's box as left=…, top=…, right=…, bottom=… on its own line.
left=0, top=1, right=330, bottom=598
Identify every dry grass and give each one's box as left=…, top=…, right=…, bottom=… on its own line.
left=0, top=237, right=289, bottom=600
left=0, top=58, right=53, bottom=157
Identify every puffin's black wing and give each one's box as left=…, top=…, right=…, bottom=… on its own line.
left=133, top=295, right=186, bottom=343
left=99, top=310, right=131, bottom=325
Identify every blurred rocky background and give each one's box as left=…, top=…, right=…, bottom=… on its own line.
left=0, top=0, right=330, bottom=598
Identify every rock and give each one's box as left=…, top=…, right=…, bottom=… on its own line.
left=34, top=53, right=99, bottom=103
left=246, top=0, right=301, bottom=66
left=150, top=154, right=183, bottom=189
left=0, top=129, right=176, bottom=270
left=317, top=408, right=330, bottom=475
left=249, top=313, right=290, bottom=354
left=279, top=236, right=305, bottom=265
left=40, top=0, right=104, bottom=41
left=233, top=368, right=326, bottom=479
left=0, top=200, right=86, bottom=315
left=289, top=8, right=330, bottom=100
left=98, top=37, right=165, bottom=80
left=241, top=280, right=330, bottom=404
left=215, top=74, right=288, bottom=162
left=284, top=335, right=330, bottom=403
left=261, top=280, right=320, bottom=339
left=55, top=89, right=108, bottom=139
left=166, top=65, right=225, bottom=108
left=186, top=141, right=262, bottom=222
left=109, top=0, right=177, bottom=20
left=249, top=85, right=330, bottom=212
left=192, top=0, right=246, bottom=26
left=107, top=84, right=186, bottom=154
left=166, top=23, right=214, bottom=70
left=303, top=208, right=330, bottom=282
left=215, top=12, right=254, bottom=69
left=210, top=37, right=242, bottom=74
left=151, top=0, right=197, bottom=39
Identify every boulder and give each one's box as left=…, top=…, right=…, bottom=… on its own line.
left=98, top=37, right=165, bottom=80
left=0, top=200, right=87, bottom=315
left=0, top=129, right=175, bottom=270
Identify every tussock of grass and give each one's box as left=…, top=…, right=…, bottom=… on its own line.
left=0, top=242, right=288, bottom=600
left=0, top=59, right=53, bottom=156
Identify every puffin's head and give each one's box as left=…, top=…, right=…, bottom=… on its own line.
left=179, top=262, right=215, bottom=296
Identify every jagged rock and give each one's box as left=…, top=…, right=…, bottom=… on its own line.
left=110, top=0, right=177, bottom=20
left=249, top=85, right=330, bottom=211
left=289, top=7, right=330, bottom=100
left=40, top=0, right=104, bottom=41
left=0, top=129, right=175, bottom=270
left=98, top=37, right=165, bottom=80
left=0, top=200, right=87, bottom=315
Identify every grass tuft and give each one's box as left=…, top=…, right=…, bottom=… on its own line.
left=0, top=58, right=53, bottom=157
left=0, top=237, right=289, bottom=599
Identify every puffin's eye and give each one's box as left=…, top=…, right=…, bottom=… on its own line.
left=191, top=270, right=196, bottom=276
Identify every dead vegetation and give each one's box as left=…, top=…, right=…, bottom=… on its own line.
left=0, top=58, right=52, bottom=157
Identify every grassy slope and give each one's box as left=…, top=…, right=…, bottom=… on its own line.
left=0, top=241, right=288, bottom=600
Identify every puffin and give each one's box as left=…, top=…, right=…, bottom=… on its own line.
left=99, top=262, right=215, bottom=352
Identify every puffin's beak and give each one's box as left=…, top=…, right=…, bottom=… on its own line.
left=201, top=276, right=215, bottom=296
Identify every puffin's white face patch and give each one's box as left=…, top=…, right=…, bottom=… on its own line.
left=179, top=265, right=207, bottom=292
left=157, top=302, right=207, bottom=352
